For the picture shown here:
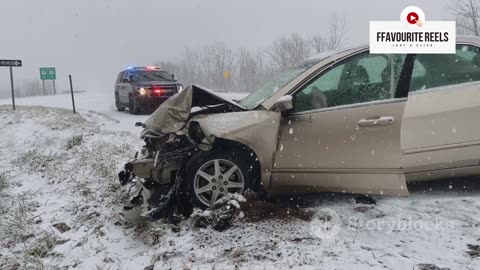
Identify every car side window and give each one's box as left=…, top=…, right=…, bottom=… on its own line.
left=121, top=71, right=130, bottom=82
left=116, top=72, right=124, bottom=83
left=409, top=45, right=480, bottom=92
left=293, top=53, right=406, bottom=112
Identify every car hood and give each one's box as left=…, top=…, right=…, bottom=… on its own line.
left=144, top=85, right=246, bottom=134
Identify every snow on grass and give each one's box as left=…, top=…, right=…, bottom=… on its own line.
left=0, top=105, right=480, bottom=270
left=0, top=105, right=145, bottom=269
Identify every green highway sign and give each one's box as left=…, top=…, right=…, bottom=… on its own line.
left=40, top=67, right=56, bottom=80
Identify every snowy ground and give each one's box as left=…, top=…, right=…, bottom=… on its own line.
left=0, top=92, right=479, bottom=270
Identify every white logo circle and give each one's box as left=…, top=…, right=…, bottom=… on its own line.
left=400, top=6, right=426, bottom=27
left=310, top=208, right=341, bottom=239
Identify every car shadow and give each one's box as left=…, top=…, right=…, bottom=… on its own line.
left=407, top=176, right=480, bottom=195
left=266, top=176, right=480, bottom=210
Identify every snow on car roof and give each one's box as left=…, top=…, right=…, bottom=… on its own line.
left=306, top=36, right=480, bottom=62
left=306, top=45, right=368, bottom=62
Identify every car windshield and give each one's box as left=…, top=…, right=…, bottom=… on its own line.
left=130, top=70, right=173, bottom=82
left=238, top=59, right=320, bottom=109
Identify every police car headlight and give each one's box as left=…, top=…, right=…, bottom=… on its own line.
left=137, top=87, right=147, bottom=95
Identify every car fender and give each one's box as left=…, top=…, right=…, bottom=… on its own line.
left=189, top=111, right=281, bottom=189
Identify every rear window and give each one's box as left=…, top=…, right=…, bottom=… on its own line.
left=410, top=44, right=480, bottom=92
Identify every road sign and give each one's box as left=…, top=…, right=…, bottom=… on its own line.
left=223, top=71, right=230, bottom=79
left=40, top=67, right=56, bottom=80
left=0, top=59, right=22, bottom=67
left=0, top=59, right=21, bottom=110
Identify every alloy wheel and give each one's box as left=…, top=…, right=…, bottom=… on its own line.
left=193, top=159, right=245, bottom=207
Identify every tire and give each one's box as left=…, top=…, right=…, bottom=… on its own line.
left=115, top=94, right=125, bottom=111
left=129, top=95, right=141, bottom=115
left=181, top=149, right=256, bottom=211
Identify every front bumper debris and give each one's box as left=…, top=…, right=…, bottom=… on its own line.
left=118, top=162, right=134, bottom=186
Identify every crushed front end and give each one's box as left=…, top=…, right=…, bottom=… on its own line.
left=117, top=85, right=246, bottom=223
left=118, top=128, right=198, bottom=222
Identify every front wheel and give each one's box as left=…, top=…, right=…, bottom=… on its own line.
left=181, top=150, right=256, bottom=210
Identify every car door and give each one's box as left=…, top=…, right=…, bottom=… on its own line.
left=115, top=71, right=124, bottom=102
left=271, top=51, right=411, bottom=196
left=118, top=71, right=131, bottom=104
left=402, top=44, right=480, bottom=180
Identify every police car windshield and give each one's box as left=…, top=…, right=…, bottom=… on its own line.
left=130, top=70, right=173, bottom=82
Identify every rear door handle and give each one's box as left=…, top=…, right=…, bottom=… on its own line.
left=358, top=116, right=396, bottom=127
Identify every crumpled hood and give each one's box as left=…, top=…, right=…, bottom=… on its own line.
left=144, top=85, right=245, bottom=134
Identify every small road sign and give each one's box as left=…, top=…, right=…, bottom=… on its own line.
left=0, top=59, right=22, bottom=67
left=40, top=67, right=56, bottom=80
left=223, top=71, right=230, bottom=79
left=0, top=59, right=22, bottom=110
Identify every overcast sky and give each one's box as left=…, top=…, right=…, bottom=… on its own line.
left=0, top=0, right=450, bottom=97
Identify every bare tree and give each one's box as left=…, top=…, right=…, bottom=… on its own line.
left=449, top=0, right=480, bottom=36
left=310, top=35, right=328, bottom=54
left=198, top=42, right=236, bottom=89
left=310, top=13, right=347, bottom=54
left=236, top=48, right=266, bottom=92
left=177, top=47, right=202, bottom=86
left=268, top=33, right=311, bottom=70
left=326, top=13, right=347, bottom=50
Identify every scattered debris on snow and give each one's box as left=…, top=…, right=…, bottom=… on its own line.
left=52, top=222, right=71, bottom=233
left=466, top=244, right=480, bottom=259
left=417, top=264, right=450, bottom=270
left=192, top=193, right=246, bottom=231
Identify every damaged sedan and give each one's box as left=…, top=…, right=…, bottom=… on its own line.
left=119, top=36, right=480, bottom=218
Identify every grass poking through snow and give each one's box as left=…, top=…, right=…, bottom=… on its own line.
left=65, top=134, right=83, bottom=150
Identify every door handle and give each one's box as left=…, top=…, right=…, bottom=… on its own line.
left=358, top=116, right=396, bottom=127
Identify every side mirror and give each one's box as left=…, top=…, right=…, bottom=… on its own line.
left=171, top=73, right=177, bottom=82
left=274, top=95, right=293, bottom=112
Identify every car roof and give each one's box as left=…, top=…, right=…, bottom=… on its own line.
left=307, top=36, right=480, bottom=62
left=457, top=35, right=480, bottom=45
left=306, top=45, right=368, bottom=61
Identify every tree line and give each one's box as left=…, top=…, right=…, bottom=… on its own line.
left=156, top=14, right=346, bottom=93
